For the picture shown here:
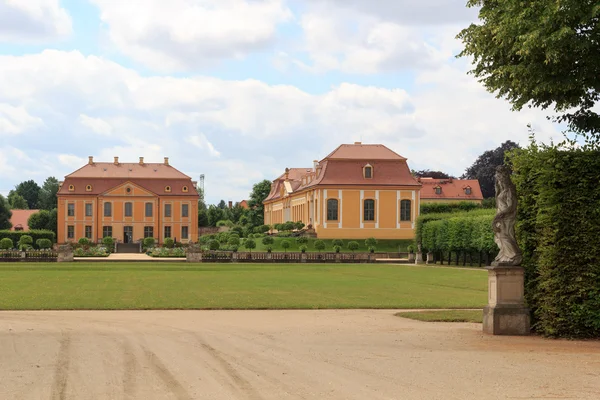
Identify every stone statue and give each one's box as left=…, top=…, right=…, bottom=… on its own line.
left=492, top=165, right=522, bottom=266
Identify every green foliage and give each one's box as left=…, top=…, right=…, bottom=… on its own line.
left=296, top=236, right=308, bottom=245
left=254, top=224, right=271, bottom=234
left=216, top=220, right=234, bottom=228
left=347, top=241, right=359, bottom=252
left=412, top=170, right=454, bottom=179
left=12, top=180, right=41, bottom=209
left=262, top=236, right=274, bottom=246
left=74, top=247, right=110, bottom=257
left=0, top=195, right=12, bottom=230
left=0, top=230, right=55, bottom=245
left=458, top=1, right=600, bottom=140
left=407, top=244, right=415, bottom=253
left=280, top=239, right=291, bottom=252
left=207, top=205, right=225, bottom=227
left=36, top=238, right=52, bottom=249
left=27, top=209, right=58, bottom=234
left=333, top=245, right=342, bottom=253
left=365, top=237, right=377, bottom=248
left=299, top=245, right=308, bottom=253
left=38, top=177, right=59, bottom=210
left=283, top=221, right=296, bottom=231
left=247, top=180, right=272, bottom=227
left=143, top=237, right=155, bottom=249
left=295, top=221, right=305, bottom=230
left=19, top=235, right=33, bottom=250
left=420, top=201, right=482, bottom=215
left=8, top=192, right=28, bottom=210
left=0, top=238, right=13, bottom=250
left=208, top=240, right=220, bottom=251
left=78, top=237, right=91, bottom=247
left=509, top=140, right=600, bottom=338
left=228, top=236, right=240, bottom=248
left=368, top=246, right=376, bottom=253
left=332, top=239, right=344, bottom=247
left=314, top=240, right=326, bottom=252
left=217, top=232, right=230, bottom=244
left=163, top=238, right=175, bottom=249
left=243, top=238, right=256, bottom=252
left=102, top=236, right=115, bottom=251
left=149, top=247, right=186, bottom=258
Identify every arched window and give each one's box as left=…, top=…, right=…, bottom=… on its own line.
left=327, top=199, right=338, bottom=221
left=68, top=185, right=75, bottom=191
left=364, top=199, right=375, bottom=221
left=434, top=186, right=442, bottom=195
left=104, top=202, right=112, bottom=217
left=86, top=185, right=92, bottom=192
left=182, top=186, right=188, bottom=193
left=165, top=186, right=171, bottom=193
left=464, top=187, right=472, bottom=195
left=400, top=200, right=411, bottom=221
left=364, top=164, right=373, bottom=179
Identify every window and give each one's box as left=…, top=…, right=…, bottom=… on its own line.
left=165, top=186, right=171, bottom=193
left=327, top=199, right=338, bottom=221
left=182, top=204, right=189, bottom=218
left=165, top=204, right=172, bottom=217
left=67, top=226, right=74, bottom=239
left=125, top=202, right=133, bottom=217
left=364, top=165, right=373, bottom=179
left=182, top=226, right=189, bottom=240
left=68, top=185, right=74, bottom=192
left=85, top=203, right=93, bottom=217
left=465, top=187, right=472, bottom=195
left=144, top=226, right=154, bottom=238
left=86, top=185, right=92, bottom=192
left=104, top=202, right=112, bottom=217
left=145, top=202, right=153, bottom=217
left=364, top=199, right=375, bottom=221
left=67, top=203, right=75, bottom=217
left=164, top=226, right=172, bottom=238
left=103, top=226, right=112, bottom=238
left=85, top=226, right=92, bottom=239
left=400, top=200, right=411, bottom=221
left=126, top=187, right=132, bottom=194
left=182, top=186, right=188, bottom=193
left=435, top=186, right=442, bottom=195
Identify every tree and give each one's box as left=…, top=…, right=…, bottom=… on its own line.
left=314, top=240, right=326, bottom=253
left=207, top=205, right=225, bottom=227
left=38, top=177, right=59, bottom=210
left=247, top=180, right=272, bottom=227
left=8, top=191, right=28, bottom=210
left=347, top=241, right=359, bottom=252
left=296, top=236, right=308, bottom=246
left=13, top=180, right=41, bottom=209
left=27, top=209, right=57, bottom=234
left=0, top=195, right=12, bottom=230
left=280, top=239, right=291, bottom=253
left=217, top=200, right=227, bottom=210
left=412, top=170, right=455, bottom=179
left=457, top=1, right=600, bottom=142
left=262, top=236, right=274, bottom=246
left=243, top=238, right=256, bottom=253
left=462, top=140, right=520, bottom=198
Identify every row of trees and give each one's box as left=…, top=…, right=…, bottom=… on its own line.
left=5, top=177, right=60, bottom=210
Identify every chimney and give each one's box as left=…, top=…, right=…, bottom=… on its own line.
left=139, top=157, right=144, bottom=165
left=284, top=167, right=290, bottom=180
left=313, top=160, right=319, bottom=172
left=88, top=156, right=94, bottom=165
left=228, top=201, right=233, bottom=209
left=164, top=157, right=169, bottom=166
left=114, top=156, right=119, bottom=165
left=354, top=141, right=362, bottom=145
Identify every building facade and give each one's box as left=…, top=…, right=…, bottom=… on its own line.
left=419, top=177, right=483, bottom=203
left=263, top=143, right=422, bottom=239
left=57, top=157, right=199, bottom=244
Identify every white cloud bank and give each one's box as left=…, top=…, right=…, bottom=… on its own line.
left=0, top=0, right=72, bottom=42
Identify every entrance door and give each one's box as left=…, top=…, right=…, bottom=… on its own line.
left=124, top=226, right=133, bottom=243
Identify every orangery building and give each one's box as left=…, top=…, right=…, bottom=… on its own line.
left=57, top=157, right=199, bottom=245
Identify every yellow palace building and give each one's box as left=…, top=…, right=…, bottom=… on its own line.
left=263, top=143, right=422, bottom=239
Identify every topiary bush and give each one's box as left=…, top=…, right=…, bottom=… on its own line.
left=280, top=239, right=291, bottom=253
left=347, top=241, right=359, bottom=252
left=142, top=237, right=155, bottom=250
left=36, top=238, right=52, bottom=249
left=332, top=239, right=344, bottom=247
left=244, top=238, right=257, bottom=252
left=78, top=237, right=91, bottom=246
left=228, top=236, right=240, bottom=248
left=314, top=240, right=326, bottom=252
left=163, top=238, right=175, bottom=249
left=262, top=236, right=274, bottom=246
left=0, top=230, right=55, bottom=246
left=365, top=237, right=377, bottom=249
left=208, top=239, right=220, bottom=251
left=296, top=236, right=308, bottom=245
left=333, top=245, right=342, bottom=253
left=19, top=235, right=34, bottom=250
left=0, top=237, right=13, bottom=250
left=299, top=245, right=308, bottom=253
left=102, top=236, right=115, bottom=251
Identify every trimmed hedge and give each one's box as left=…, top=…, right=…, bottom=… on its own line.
left=0, top=230, right=55, bottom=248
left=509, top=141, right=600, bottom=338
left=420, top=201, right=482, bottom=215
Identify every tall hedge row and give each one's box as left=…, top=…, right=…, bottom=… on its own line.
left=0, top=230, right=56, bottom=248
left=509, top=142, right=600, bottom=338
left=420, top=201, right=482, bottom=215
left=419, top=213, right=497, bottom=254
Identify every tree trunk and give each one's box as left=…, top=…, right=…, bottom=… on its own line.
left=463, top=251, right=467, bottom=266
left=455, top=251, right=459, bottom=265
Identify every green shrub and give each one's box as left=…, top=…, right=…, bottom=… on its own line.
left=283, top=221, right=296, bottom=231
left=36, top=238, right=52, bottom=249
left=296, top=236, right=308, bottom=245
left=262, top=236, right=274, bottom=246
left=208, top=239, right=220, bottom=251
left=368, top=246, right=376, bottom=253
left=228, top=236, right=240, bottom=247
left=102, top=236, right=115, bottom=251
left=314, top=240, right=326, bottom=252
left=332, top=239, right=344, bottom=247
left=244, top=238, right=256, bottom=252
left=163, top=238, right=175, bottom=249
left=365, top=237, right=377, bottom=248
left=347, top=241, right=359, bottom=252
left=0, top=230, right=55, bottom=246
left=295, top=221, right=305, bottom=230
left=420, top=201, right=482, bottom=215
left=216, top=220, right=233, bottom=228
left=280, top=239, right=291, bottom=252
left=333, top=245, right=342, bottom=253
left=142, top=237, right=155, bottom=249
left=299, top=245, right=308, bottom=253
left=78, top=237, right=91, bottom=246
left=0, top=238, right=13, bottom=250
left=19, top=235, right=34, bottom=250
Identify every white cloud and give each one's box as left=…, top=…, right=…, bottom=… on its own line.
left=0, top=50, right=559, bottom=204
left=0, top=0, right=72, bottom=42
left=79, top=114, right=113, bottom=136
left=0, top=103, right=44, bottom=135
left=91, top=0, right=292, bottom=72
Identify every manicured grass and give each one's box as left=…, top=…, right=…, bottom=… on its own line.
left=395, top=310, right=483, bottom=323
left=252, top=238, right=412, bottom=253
left=0, top=263, right=487, bottom=310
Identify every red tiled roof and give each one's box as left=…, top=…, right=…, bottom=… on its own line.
left=57, top=178, right=199, bottom=197
left=67, top=162, right=191, bottom=179
left=419, top=178, right=483, bottom=200
left=323, top=143, right=406, bottom=161
left=9, top=209, right=39, bottom=231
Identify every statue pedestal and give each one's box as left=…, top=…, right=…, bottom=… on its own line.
left=483, top=266, right=530, bottom=335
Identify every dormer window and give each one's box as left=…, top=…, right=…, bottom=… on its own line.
left=464, top=186, right=472, bottom=195
left=85, top=185, right=92, bottom=192
left=165, top=186, right=171, bottom=193
left=434, top=186, right=442, bottom=195
left=68, top=185, right=75, bottom=192
left=182, top=186, right=188, bottom=193
left=363, top=164, right=373, bottom=179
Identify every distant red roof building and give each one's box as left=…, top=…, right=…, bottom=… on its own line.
left=238, top=200, right=249, bottom=209
left=9, top=209, right=40, bottom=231
left=418, top=177, right=483, bottom=202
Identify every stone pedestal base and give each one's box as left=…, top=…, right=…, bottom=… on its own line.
left=483, top=266, right=530, bottom=335
left=426, top=252, right=434, bottom=264
left=415, top=252, right=424, bottom=264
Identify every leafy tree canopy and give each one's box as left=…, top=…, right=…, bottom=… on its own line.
left=247, top=179, right=272, bottom=227
left=13, top=180, right=41, bottom=209
left=0, top=195, right=12, bottom=230
left=457, top=1, right=600, bottom=142
left=412, top=170, right=455, bottom=179
left=462, top=140, right=520, bottom=198
left=8, top=191, right=28, bottom=210
left=38, top=177, right=59, bottom=210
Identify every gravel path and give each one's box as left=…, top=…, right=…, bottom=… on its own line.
left=1, top=310, right=599, bottom=400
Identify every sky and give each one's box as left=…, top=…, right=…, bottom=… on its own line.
left=0, top=0, right=562, bottom=205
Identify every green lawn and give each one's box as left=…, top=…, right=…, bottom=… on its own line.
left=0, top=263, right=487, bottom=310
left=395, top=310, right=483, bottom=323
left=252, top=238, right=412, bottom=253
